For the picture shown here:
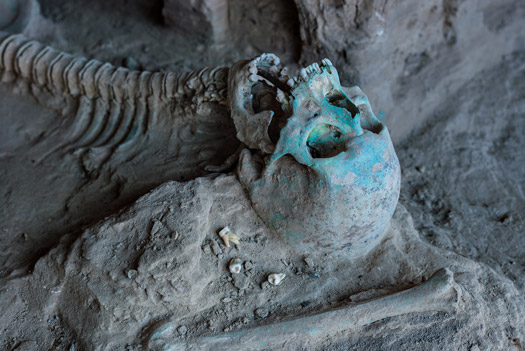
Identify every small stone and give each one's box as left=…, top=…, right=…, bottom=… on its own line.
left=126, top=269, right=138, bottom=279
left=233, top=274, right=250, bottom=290
left=309, top=272, right=320, bottom=278
left=202, top=244, right=211, bottom=254
left=300, top=300, right=312, bottom=308
left=211, top=240, right=222, bottom=255
left=123, top=56, right=139, bottom=70
left=261, top=281, right=270, bottom=290
left=150, top=220, right=163, bottom=235
left=255, top=308, right=268, bottom=319
left=222, top=297, right=232, bottom=303
left=244, top=261, right=254, bottom=270
left=304, top=257, right=314, bottom=267
left=177, top=325, right=187, bottom=335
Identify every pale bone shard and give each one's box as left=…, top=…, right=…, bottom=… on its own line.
left=150, top=268, right=460, bottom=351
left=235, top=56, right=400, bottom=256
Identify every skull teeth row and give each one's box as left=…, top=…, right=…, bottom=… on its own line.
left=287, top=58, right=334, bottom=88
left=246, top=53, right=282, bottom=82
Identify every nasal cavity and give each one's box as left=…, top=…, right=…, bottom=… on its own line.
left=307, top=124, right=346, bottom=159
left=325, top=90, right=360, bottom=117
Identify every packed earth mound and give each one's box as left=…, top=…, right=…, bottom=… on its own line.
left=1, top=174, right=523, bottom=350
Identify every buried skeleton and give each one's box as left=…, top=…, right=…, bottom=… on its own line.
left=0, top=34, right=520, bottom=349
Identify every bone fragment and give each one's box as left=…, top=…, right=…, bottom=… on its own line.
left=158, top=268, right=460, bottom=351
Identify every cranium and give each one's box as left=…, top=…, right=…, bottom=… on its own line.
left=229, top=54, right=400, bottom=257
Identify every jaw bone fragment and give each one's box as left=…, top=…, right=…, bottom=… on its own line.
left=150, top=268, right=461, bottom=351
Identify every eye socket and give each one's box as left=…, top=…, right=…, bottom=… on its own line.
left=306, top=124, right=346, bottom=159
left=325, top=90, right=360, bottom=118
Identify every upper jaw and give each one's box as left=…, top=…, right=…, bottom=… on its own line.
left=228, top=54, right=385, bottom=165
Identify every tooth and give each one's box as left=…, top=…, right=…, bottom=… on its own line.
left=313, top=63, right=321, bottom=73
left=323, top=58, right=333, bottom=66
left=276, top=89, right=286, bottom=103
left=249, top=74, right=259, bottom=82
left=321, top=59, right=332, bottom=74
left=280, top=67, right=288, bottom=76
left=248, top=66, right=258, bottom=74
left=300, top=68, right=308, bottom=80
left=287, top=78, right=295, bottom=88
left=271, top=55, right=280, bottom=65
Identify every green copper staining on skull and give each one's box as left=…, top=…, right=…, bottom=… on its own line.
left=230, top=55, right=401, bottom=257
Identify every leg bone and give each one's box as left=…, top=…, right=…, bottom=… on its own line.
left=149, top=268, right=461, bottom=351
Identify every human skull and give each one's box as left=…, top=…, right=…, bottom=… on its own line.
left=229, top=55, right=400, bottom=257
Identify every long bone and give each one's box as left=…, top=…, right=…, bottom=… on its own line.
left=149, top=268, right=461, bottom=351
